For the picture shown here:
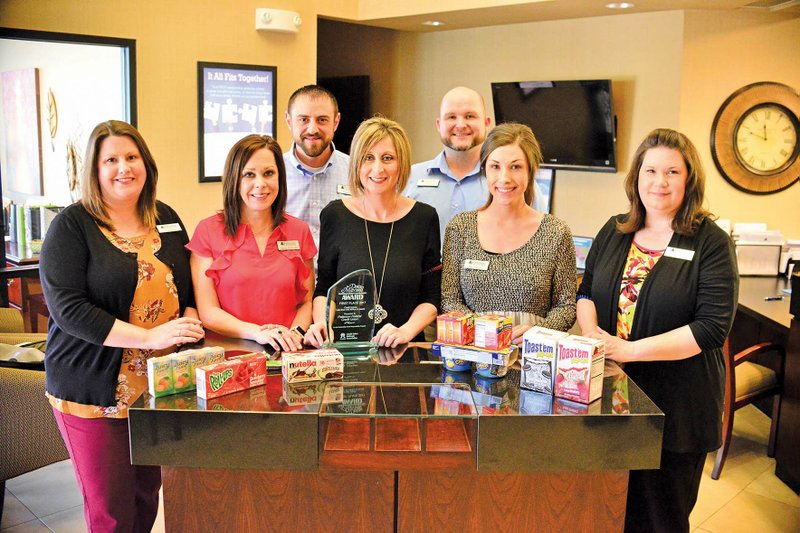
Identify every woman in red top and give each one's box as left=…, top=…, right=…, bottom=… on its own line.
left=188, top=135, right=316, bottom=351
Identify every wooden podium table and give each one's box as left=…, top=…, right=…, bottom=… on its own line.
left=129, top=343, right=663, bottom=531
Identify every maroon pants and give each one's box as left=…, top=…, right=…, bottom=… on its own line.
left=53, top=409, right=161, bottom=533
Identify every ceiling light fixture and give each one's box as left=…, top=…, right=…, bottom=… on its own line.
left=421, top=20, right=445, bottom=27
left=605, top=2, right=635, bottom=8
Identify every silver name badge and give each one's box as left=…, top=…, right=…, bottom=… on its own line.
left=417, top=178, right=440, bottom=187
left=464, top=259, right=490, bottom=270
left=277, top=240, right=300, bottom=251
left=336, top=184, right=351, bottom=195
left=664, top=247, right=695, bottom=261
left=156, top=223, right=181, bottom=233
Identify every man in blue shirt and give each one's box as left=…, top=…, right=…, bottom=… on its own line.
left=404, top=87, right=491, bottom=244
left=283, top=85, right=350, bottom=247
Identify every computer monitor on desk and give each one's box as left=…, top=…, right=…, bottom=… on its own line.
left=573, top=236, right=593, bottom=275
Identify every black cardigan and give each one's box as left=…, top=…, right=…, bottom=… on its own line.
left=578, top=216, right=738, bottom=453
left=40, top=201, right=194, bottom=407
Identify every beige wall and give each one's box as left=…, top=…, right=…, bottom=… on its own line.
left=680, top=10, right=800, bottom=237
left=0, top=0, right=350, bottom=231
left=322, top=11, right=686, bottom=237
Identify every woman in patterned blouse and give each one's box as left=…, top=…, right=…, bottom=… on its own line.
left=576, top=129, right=737, bottom=532
left=441, top=122, right=577, bottom=342
left=40, top=121, right=204, bottom=531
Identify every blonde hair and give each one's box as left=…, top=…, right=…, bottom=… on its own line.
left=480, top=122, right=543, bottom=208
left=81, top=120, right=158, bottom=229
left=348, top=116, right=412, bottom=195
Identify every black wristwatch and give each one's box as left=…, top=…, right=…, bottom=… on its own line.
left=290, top=325, right=306, bottom=337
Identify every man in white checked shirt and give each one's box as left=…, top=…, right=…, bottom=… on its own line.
left=283, top=85, right=350, bottom=247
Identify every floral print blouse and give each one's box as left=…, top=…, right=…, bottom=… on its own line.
left=48, top=226, right=179, bottom=418
left=616, top=241, right=665, bottom=340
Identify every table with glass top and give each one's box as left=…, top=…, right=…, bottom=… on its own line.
left=128, top=341, right=663, bottom=532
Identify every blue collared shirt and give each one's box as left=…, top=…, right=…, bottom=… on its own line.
left=284, top=144, right=350, bottom=247
left=404, top=151, right=487, bottom=245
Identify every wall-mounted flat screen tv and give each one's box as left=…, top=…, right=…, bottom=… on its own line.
left=491, top=79, right=616, bottom=172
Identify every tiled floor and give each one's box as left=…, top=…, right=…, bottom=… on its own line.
left=2, top=405, right=798, bottom=532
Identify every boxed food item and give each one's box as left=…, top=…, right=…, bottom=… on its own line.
left=474, top=314, right=512, bottom=350
left=282, top=348, right=344, bottom=383
left=431, top=342, right=515, bottom=367
left=282, top=379, right=327, bottom=406
left=147, top=355, right=176, bottom=398
left=436, top=311, right=475, bottom=345
left=196, top=352, right=267, bottom=400
left=146, top=346, right=226, bottom=398
left=520, top=326, right=570, bottom=394
left=554, top=335, right=605, bottom=404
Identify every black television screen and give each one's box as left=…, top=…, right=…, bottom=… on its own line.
left=491, top=79, right=616, bottom=172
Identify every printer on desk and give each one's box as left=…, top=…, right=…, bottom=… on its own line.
left=733, top=223, right=783, bottom=276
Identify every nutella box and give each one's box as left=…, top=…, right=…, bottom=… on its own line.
left=196, top=352, right=267, bottom=400
left=436, top=311, right=475, bottom=345
left=474, top=314, right=512, bottom=350
left=282, top=348, right=344, bottom=383
left=520, top=327, right=570, bottom=394
left=554, top=335, right=605, bottom=404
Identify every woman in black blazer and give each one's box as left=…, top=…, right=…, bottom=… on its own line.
left=576, top=128, right=737, bottom=533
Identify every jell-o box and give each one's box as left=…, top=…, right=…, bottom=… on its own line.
left=554, top=335, right=605, bottom=404
left=474, top=314, right=512, bottom=350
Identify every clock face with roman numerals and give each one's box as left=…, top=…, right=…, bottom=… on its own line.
left=734, top=104, right=798, bottom=174
left=711, top=82, right=800, bottom=194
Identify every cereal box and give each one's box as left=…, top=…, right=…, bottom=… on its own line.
left=520, top=326, right=569, bottom=394
left=282, top=348, right=344, bottom=383
left=554, top=335, right=605, bottom=404
left=196, top=352, right=267, bottom=400
left=147, top=355, right=175, bottom=398
left=474, top=314, right=512, bottom=350
left=436, top=311, right=475, bottom=345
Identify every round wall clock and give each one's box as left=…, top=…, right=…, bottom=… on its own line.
left=710, top=82, right=800, bottom=194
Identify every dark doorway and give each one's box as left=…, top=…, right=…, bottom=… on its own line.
left=318, top=75, right=370, bottom=155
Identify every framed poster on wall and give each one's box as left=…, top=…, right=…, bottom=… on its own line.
left=197, top=61, right=277, bottom=183
left=1, top=67, right=43, bottom=195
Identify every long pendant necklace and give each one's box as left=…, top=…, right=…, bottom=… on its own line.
left=364, top=213, right=394, bottom=325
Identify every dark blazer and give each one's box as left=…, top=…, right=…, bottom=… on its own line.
left=40, top=201, right=194, bottom=407
left=578, top=215, right=738, bottom=453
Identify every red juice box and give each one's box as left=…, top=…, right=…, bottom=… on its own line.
left=196, top=352, right=267, bottom=400
left=474, top=314, right=512, bottom=350
left=436, top=311, right=475, bottom=345
left=554, top=335, right=605, bottom=404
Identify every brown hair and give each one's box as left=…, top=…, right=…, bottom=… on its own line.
left=221, top=135, right=287, bottom=237
left=80, top=120, right=158, bottom=229
left=618, top=128, right=710, bottom=235
left=348, top=116, right=412, bottom=195
left=480, top=122, right=543, bottom=208
left=287, top=84, right=339, bottom=116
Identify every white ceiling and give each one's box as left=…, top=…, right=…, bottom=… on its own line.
left=328, top=0, right=800, bottom=32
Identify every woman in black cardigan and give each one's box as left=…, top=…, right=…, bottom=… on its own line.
left=576, top=129, right=737, bottom=533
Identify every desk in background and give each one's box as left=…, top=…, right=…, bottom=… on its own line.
left=1, top=242, right=42, bottom=330
left=732, top=277, right=798, bottom=493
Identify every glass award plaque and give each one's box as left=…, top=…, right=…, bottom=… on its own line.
left=325, top=269, right=377, bottom=349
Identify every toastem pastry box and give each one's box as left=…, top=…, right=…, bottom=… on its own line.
left=554, top=335, right=605, bottom=404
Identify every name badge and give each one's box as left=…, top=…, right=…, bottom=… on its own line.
left=277, top=240, right=300, bottom=251
left=156, top=223, right=182, bottom=233
left=417, top=178, right=440, bottom=187
left=664, top=246, right=695, bottom=261
left=336, top=184, right=351, bottom=196
left=464, top=259, right=490, bottom=270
